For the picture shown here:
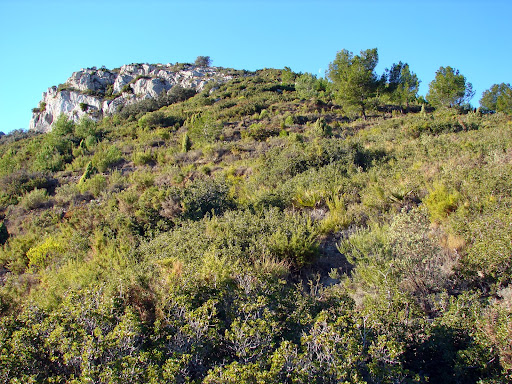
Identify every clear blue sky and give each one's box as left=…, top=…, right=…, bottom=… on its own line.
left=1, top=0, right=510, bottom=133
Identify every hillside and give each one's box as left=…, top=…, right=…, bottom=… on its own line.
left=0, top=58, right=511, bottom=383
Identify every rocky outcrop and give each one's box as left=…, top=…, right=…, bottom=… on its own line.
left=30, top=63, right=234, bottom=133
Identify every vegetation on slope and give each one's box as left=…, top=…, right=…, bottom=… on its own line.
left=0, top=50, right=511, bottom=383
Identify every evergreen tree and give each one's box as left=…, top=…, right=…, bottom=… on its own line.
left=327, top=48, right=379, bottom=119
left=427, top=66, right=474, bottom=109
left=480, top=83, right=512, bottom=114
left=386, top=62, right=420, bottom=111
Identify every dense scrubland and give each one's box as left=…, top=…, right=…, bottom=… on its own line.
left=0, top=50, right=511, bottom=383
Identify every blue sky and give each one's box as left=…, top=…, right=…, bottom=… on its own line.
left=0, top=0, right=510, bottom=133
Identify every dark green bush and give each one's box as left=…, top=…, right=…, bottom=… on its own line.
left=180, top=178, right=235, bottom=220
left=0, top=221, right=8, bottom=245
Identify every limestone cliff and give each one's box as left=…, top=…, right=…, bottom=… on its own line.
left=30, top=63, right=234, bottom=132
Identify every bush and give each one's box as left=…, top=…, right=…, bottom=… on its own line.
left=78, top=161, right=95, bottom=185
left=0, top=221, right=8, bottom=245
left=182, top=132, right=192, bottom=153
left=79, top=174, right=106, bottom=197
left=284, top=115, right=295, bottom=127
left=167, top=85, right=197, bottom=103
left=186, top=112, right=222, bottom=144
left=138, top=111, right=171, bottom=129
left=259, top=109, right=270, bottom=119
left=132, top=149, right=154, bottom=166
left=118, top=88, right=194, bottom=120
left=74, top=116, right=98, bottom=141
left=51, top=114, right=75, bottom=137
left=180, top=178, right=235, bottom=220
left=310, top=118, right=332, bottom=138
left=268, top=216, right=319, bottom=267
left=27, top=236, right=65, bottom=271
left=143, top=207, right=319, bottom=269
left=53, top=183, right=83, bottom=206
left=0, top=171, right=55, bottom=202
left=462, top=207, right=512, bottom=287
left=242, top=123, right=280, bottom=141
left=424, top=183, right=460, bottom=222
left=0, top=232, right=38, bottom=273
left=19, top=188, right=49, bottom=210
left=92, top=145, right=122, bottom=172
left=32, top=144, right=67, bottom=172
left=295, top=72, right=326, bottom=99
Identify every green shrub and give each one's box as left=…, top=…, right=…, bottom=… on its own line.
left=186, top=112, right=222, bottom=144
left=462, top=207, right=512, bottom=287
left=54, top=182, right=82, bottom=206
left=424, top=183, right=460, bottom=222
left=32, top=144, right=66, bottom=172
left=92, top=145, right=122, bottom=172
left=310, top=118, right=332, bottom=137
left=0, top=232, right=38, bottom=273
left=242, top=123, right=280, bottom=141
left=51, top=114, right=75, bottom=137
left=269, top=216, right=319, bottom=267
left=27, top=236, right=65, bottom=271
left=180, top=178, right=235, bottom=220
left=138, top=111, right=169, bottom=129
left=284, top=115, right=295, bottom=127
left=78, top=161, right=95, bottom=185
left=142, top=207, right=319, bottom=269
left=130, top=170, right=155, bottom=190
left=295, top=72, right=324, bottom=99
left=195, top=55, right=211, bottom=67
left=74, top=116, right=98, bottom=141
left=19, top=187, right=49, bottom=210
left=259, top=109, right=270, bottom=119
left=79, top=174, right=106, bottom=197
left=182, top=132, right=191, bottom=153
left=0, top=171, right=55, bottom=201
left=132, top=149, right=154, bottom=166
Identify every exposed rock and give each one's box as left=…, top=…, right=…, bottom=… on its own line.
left=67, top=68, right=117, bottom=93
left=30, top=88, right=103, bottom=132
left=30, top=63, right=235, bottom=133
left=132, top=77, right=171, bottom=98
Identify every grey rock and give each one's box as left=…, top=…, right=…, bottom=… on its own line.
left=30, top=63, right=234, bottom=133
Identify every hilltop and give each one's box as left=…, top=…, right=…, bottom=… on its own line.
left=0, top=53, right=511, bottom=383
left=30, top=61, right=239, bottom=132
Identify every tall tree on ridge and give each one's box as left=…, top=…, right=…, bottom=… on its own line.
left=327, top=48, right=379, bottom=119
left=386, top=62, right=420, bottom=112
left=427, top=66, right=474, bottom=109
left=480, top=83, right=512, bottom=114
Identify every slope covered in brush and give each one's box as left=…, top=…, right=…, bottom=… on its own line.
left=0, top=54, right=511, bottom=383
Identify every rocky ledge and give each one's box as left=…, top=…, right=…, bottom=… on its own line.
left=30, top=63, right=234, bottom=133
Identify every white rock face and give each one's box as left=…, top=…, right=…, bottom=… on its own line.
left=133, top=77, right=171, bottom=98
left=67, top=68, right=117, bottom=92
left=30, top=63, right=234, bottom=133
left=29, top=88, right=103, bottom=132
